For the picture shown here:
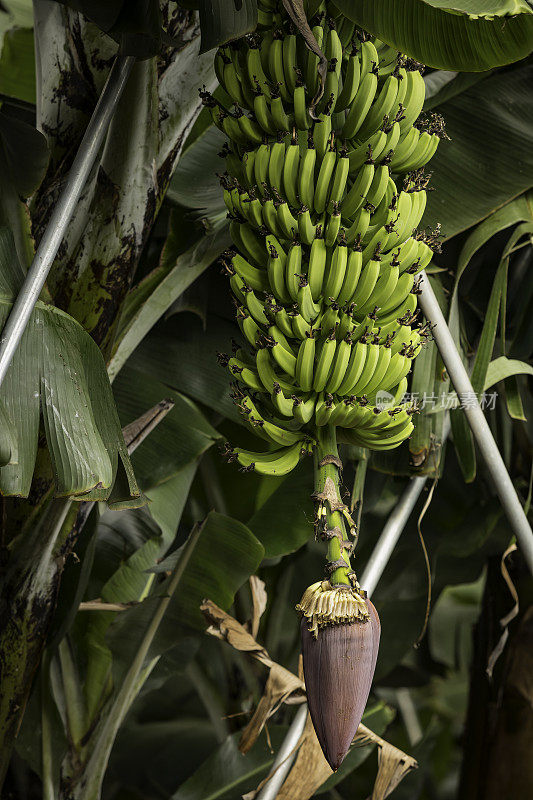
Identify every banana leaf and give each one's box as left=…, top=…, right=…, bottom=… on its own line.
left=423, top=66, right=533, bottom=238
left=0, top=228, right=140, bottom=504
left=335, top=0, right=533, bottom=71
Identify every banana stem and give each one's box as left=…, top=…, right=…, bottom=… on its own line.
left=314, top=425, right=352, bottom=586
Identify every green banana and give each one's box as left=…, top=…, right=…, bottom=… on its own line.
left=298, top=140, right=317, bottom=209
left=282, top=33, right=298, bottom=95
left=211, top=9, right=443, bottom=474
left=323, top=240, right=348, bottom=301
left=254, top=91, right=277, bottom=135
left=308, top=235, right=328, bottom=300
left=314, top=145, right=337, bottom=214
left=231, top=252, right=270, bottom=293
left=351, top=255, right=381, bottom=311
left=336, top=339, right=368, bottom=395
left=324, top=206, right=342, bottom=247
left=285, top=241, right=303, bottom=301
left=298, top=279, right=322, bottom=322
left=296, top=333, right=316, bottom=392
left=298, top=206, right=319, bottom=245
left=293, top=393, right=317, bottom=424
left=348, top=341, right=381, bottom=396
left=313, top=330, right=337, bottom=391
left=283, top=136, right=301, bottom=208
left=234, top=440, right=307, bottom=476
left=357, top=74, right=400, bottom=141
left=399, top=67, right=425, bottom=133
left=268, top=139, right=287, bottom=191
left=328, top=149, right=350, bottom=211
left=335, top=41, right=360, bottom=111
left=326, top=335, right=352, bottom=393
left=341, top=159, right=374, bottom=219
left=256, top=347, right=294, bottom=394
left=341, top=70, right=378, bottom=140
left=268, top=33, right=289, bottom=101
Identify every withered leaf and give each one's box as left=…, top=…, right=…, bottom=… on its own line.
left=248, top=575, right=268, bottom=639
left=201, top=599, right=305, bottom=753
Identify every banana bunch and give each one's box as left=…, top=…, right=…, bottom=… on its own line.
left=207, top=0, right=443, bottom=476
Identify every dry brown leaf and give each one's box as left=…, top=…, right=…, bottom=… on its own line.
left=202, top=601, right=416, bottom=800
left=277, top=713, right=331, bottom=800
left=487, top=543, right=519, bottom=679
left=239, top=665, right=305, bottom=754
left=122, top=399, right=174, bottom=453
left=78, top=599, right=134, bottom=611
left=280, top=0, right=327, bottom=114
left=248, top=575, right=268, bottom=639
left=201, top=600, right=305, bottom=753
left=369, top=740, right=418, bottom=800
left=201, top=599, right=271, bottom=665
left=275, top=720, right=416, bottom=800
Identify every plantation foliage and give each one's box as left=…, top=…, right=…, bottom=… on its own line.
left=0, top=1, right=532, bottom=799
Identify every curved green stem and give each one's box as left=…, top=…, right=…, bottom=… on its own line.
left=314, top=425, right=352, bottom=586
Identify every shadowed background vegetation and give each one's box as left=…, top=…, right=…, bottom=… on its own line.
left=0, top=1, right=532, bottom=799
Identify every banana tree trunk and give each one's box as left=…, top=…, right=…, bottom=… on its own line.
left=458, top=555, right=533, bottom=799
left=0, top=500, right=76, bottom=785
left=0, top=3, right=215, bottom=785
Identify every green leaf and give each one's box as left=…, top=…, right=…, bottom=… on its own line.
left=484, top=356, right=533, bottom=388
left=167, top=124, right=228, bottom=218
left=0, top=0, right=34, bottom=38
left=170, top=727, right=287, bottom=800
left=94, top=509, right=163, bottom=601
left=0, top=112, right=48, bottom=197
left=70, top=513, right=213, bottom=800
left=0, top=26, right=35, bottom=103
left=0, top=398, right=16, bottom=467
left=451, top=411, right=476, bottom=483
left=78, top=461, right=197, bottom=717
left=197, top=0, right=257, bottom=54
left=454, top=192, right=533, bottom=285
left=112, top=365, right=221, bottom=491
left=470, top=258, right=508, bottom=396
left=0, top=229, right=140, bottom=502
left=423, top=67, right=533, bottom=238
left=335, top=0, right=533, bottom=71
left=109, top=225, right=229, bottom=381
left=129, top=314, right=242, bottom=423
left=423, top=70, right=489, bottom=111
left=147, top=463, right=198, bottom=544
left=81, top=508, right=164, bottom=717
left=107, top=718, right=219, bottom=798
left=429, top=576, right=484, bottom=671
left=422, top=0, right=531, bottom=12
left=503, top=374, right=526, bottom=420
left=447, top=195, right=533, bottom=453
left=247, top=459, right=314, bottom=559
left=107, top=511, right=264, bottom=668
left=452, top=253, right=508, bottom=482
left=0, top=112, right=48, bottom=269
left=432, top=354, right=533, bottom=421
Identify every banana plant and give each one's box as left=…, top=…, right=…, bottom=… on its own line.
left=207, top=0, right=443, bottom=766
left=0, top=0, right=532, bottom=797
left=0, top=0, right=217, bottom=780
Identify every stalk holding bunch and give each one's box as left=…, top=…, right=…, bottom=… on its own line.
left=208, top=0, right=443, bottom=770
